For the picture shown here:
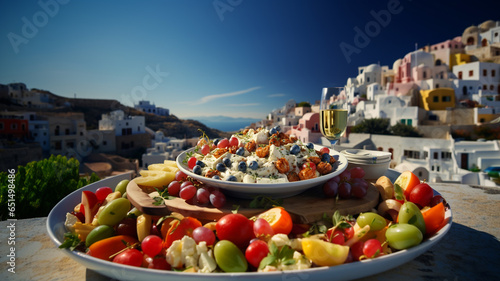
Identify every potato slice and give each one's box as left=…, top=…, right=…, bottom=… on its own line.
left=134, top=170, right=175, bottom=188
left=374, top=176, right=394, bottom=201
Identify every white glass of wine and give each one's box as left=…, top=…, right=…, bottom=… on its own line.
left=320, top=87, right=348, bottom=149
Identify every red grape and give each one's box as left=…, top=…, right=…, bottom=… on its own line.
left=167, top=181, right=180, bottom=196
left=175, top=171, right=188, bottom=181
left=229, top=136, right=239, bottom=147
left=332, top=175, right=341, bottom=183
left=196, top=187, right=210, bottom=205
left=141, top=235, right=163, bottom=257
left=217, top=138, right=229, bottom=149
left=180, top=181, right=194, bottom=190
left=350, top=167, right=366, bottom=179
left=201, top=144, right=210, bottom=155
left=350, top=241, right=365, bottom=261
left=192, top=226, right=216, bottom=246
left=351, top=181, right=367, bottom=198
left=338, top=182, right=352, bottom=199
left=323, top=179, right=339, bottom=198
left=339, top=170, right=351, bottom=182
left=209, top=190, right=226, bottom=208
left=253, top=218, right=274, bottom=238
left=179, top=185, right=196, bottom=200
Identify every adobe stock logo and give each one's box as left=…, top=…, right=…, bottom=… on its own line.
left=339, top=0, right=405, bottom=63
left=213, top=0, right=243, bottom=22
left=7, top=0, right=70, bottom=54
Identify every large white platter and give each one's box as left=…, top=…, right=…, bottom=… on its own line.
left=176, top=145, right=348, bottom=198
left=46, top=172, right=452, bottom=281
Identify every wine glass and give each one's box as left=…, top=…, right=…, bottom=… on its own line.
left=319, top=87, right=348, bottom=149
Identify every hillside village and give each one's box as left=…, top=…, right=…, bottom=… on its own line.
left=248, top=20, right=500, bottom=186
left=1, top=20, right=500, bottom=186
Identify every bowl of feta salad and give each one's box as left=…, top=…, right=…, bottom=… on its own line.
left=176, top=127, right=348, bottom=199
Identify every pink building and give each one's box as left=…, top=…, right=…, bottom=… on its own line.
left=290, top=112, right=322, bottom=144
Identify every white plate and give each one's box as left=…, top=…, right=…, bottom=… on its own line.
left=46, top=173, right=452, bottom=281
left=176, top=145, right=348, bottom=198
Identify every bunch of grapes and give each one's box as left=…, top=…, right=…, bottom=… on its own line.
left=168, top=171, right=226, bottom=208
left=322, top=167, right=369, bottom=199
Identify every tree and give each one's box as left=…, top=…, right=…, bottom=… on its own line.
left=390, top=123, right=422, bottom=137
left=351, top=118, right=391, bottom=135
left=297, top=101, right=311, bottom=107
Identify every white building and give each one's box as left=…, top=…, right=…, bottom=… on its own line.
left=99, top=110, right=145, bottom=136
left=134, top=100, right=169, bottom=116
left=141, top=131, right=186, bottom=168
left=338, top=133, right=500, bottom=186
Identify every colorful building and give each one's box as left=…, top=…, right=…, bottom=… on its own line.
left=419, top=88, right=456, bottom=111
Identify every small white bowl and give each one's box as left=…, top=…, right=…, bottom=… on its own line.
left=347, top=159, right=390, bottom=180
left=341, top=149, right=392, bottom=161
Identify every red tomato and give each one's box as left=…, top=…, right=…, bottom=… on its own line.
left=319, top=147, right=330, bottom=155
left=245, top=239, right=269, bottom=268
left=216, top=213, right=254, bottom=248
left=113, top=249, right=143, bottom=267
left=326, top=229, right=345, bottom=245
left=409, top=183, right=434, bottom=208
left=143, top=255, right=171, bottom=270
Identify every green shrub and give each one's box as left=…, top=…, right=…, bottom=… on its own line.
left=0, top=155, right=100, bottom=220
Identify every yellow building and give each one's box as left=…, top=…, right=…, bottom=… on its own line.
left=419, top=88, right=456, bottom=110
left=450, top=53, right=471, bottom=69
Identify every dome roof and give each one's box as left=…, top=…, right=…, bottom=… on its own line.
left=463, top=25, right=479, bottom=34
left=364, top=63, right=381, bottom=73
left=479, top=20, right=496, bottom=32
left=392, top=59, right=402, bottom=73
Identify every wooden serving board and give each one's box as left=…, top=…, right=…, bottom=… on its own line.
left=126, top=180, right=380, bottom=224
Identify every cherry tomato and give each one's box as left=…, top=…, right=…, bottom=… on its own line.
left=187, top=156, right=197, bottom=169
left=143, top=255, right=171, bottom=270
left=363, top=239, right=383, bottom=258
left=302, top=161, right=316, bottom=171
left=326, top=229, right=345, bottom=245
left=141, top=235, right=163, bottom=257
left=112, top=249, right=143, bottom=267
left=245, top=239, right=269, bottom=268
left=216, top=213, right=254, bottom=248
left=319, top=147, right=330, bottom=155
left=95, top=186, right=113, bottom=202
left=409, top=183, right=434, bottom=208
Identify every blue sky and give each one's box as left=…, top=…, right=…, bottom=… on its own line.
left=1, top=0, right=499, bottom=120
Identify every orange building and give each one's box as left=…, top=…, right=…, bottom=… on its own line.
left=0, top=118, right=29, bottom=139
